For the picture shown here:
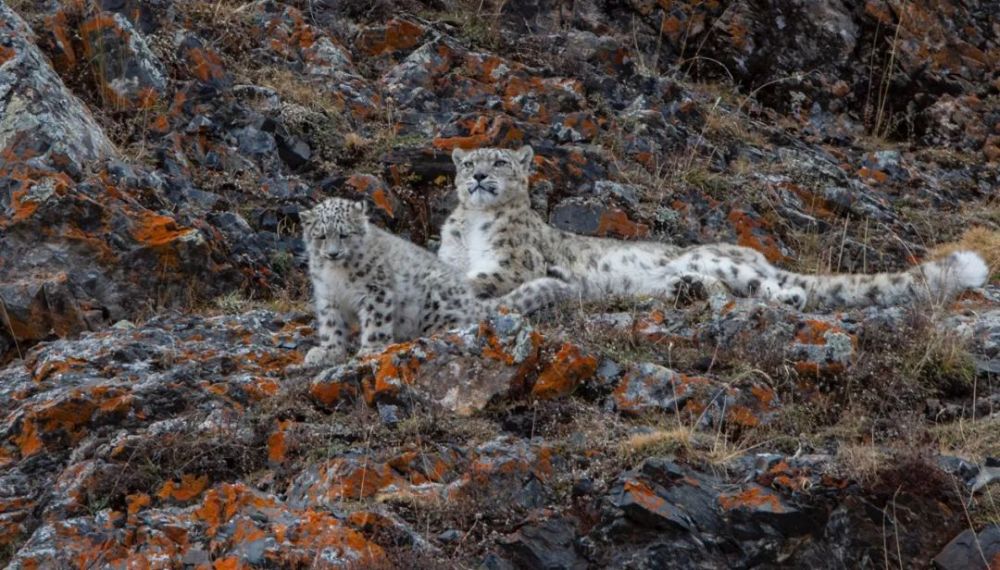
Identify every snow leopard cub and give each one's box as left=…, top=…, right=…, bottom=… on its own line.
left=301, top=198, right=573, bottom=366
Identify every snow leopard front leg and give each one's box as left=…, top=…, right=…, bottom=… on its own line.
left=466, top=248, right=547, bottom=298
left=305, top=296, right=350, bottom=367
left=356, top=283, right=396, bottom=357
left=438, top=215, right=468, bottom=271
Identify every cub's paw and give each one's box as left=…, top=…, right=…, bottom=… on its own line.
left=302, top=346, right=345, bottom=368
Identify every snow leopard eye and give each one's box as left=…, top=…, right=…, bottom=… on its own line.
left=493, top=159, right=509, bottom=168
left=462, top=161, right=473, bottom=169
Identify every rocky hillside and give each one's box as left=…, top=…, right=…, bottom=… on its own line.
left=1, top=0, right=999, bottom=567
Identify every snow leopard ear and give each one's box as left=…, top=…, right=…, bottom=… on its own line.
left=299, top=209, right=315, bottom=224
left=515, top=145, right=534, bottom=170
left=451, top=147, right=468, bottom=168
left=352, top=200, right=368, bottom=216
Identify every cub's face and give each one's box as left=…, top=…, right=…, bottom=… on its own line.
left=300, top=198, right=369, bottom=265
left=452, top=146, right=534, bottom=209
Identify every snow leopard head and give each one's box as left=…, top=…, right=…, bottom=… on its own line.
left=300, top=198, right=369, bottom=265
left=452, top=146, right=533, bottom=209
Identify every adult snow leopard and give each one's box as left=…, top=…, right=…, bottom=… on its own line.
left=438, top=146, right=989, bottom=310
left=301, top=198, right=573, bottom=366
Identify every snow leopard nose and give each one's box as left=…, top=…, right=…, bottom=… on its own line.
left=473, top=173, right=486, bottom=182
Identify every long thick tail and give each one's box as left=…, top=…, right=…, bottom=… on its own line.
left=772, top=251, right=989, bottom=309
left=486, top=276, right=575, bottom=315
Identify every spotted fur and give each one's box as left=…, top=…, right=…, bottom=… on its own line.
left=439, top=146, right=989, bottom=310
left=301, top=198, right=573, bottom=366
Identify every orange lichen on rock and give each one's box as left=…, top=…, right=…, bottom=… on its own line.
left=158, top=473, right=209, bottom=502
left=0, top=45, right=15, bottom=65
left=794, top=320, right=842, bottom=345
left=794, top=361, right=845, bottom=377
left=267, top=420, right=292, bottom=465
left=750, top=384, right=776, bottom=407
left=279, top=510, right=386, bottom=566
left=597, top=209, right=651, bottom=239
left=126, top=493, right=150, bottom=518
left=310, top=377, right=360, bottom=407
left=532, top=343, right=597, bottom=399
left=185, top=46, right=226, bottom=83
left=14, top=396, right=99, bottom=457
left=783, top=183, right=837, bottom=220
left=622, top=479, right=670, bottom=513
left=13, top=418, right=43, bottom=457
left=32, top=357, right=88, bottom=383
left=726, top=405, right=760, bottom=428
left=357, top=18, right=424, bottom=56
left=346, top=174, right=394, bottom=217
left=245, top=350, right=304, bottom=372
left=432, top=115, right=523, bottom=150
left=718, top=486, right=784, bottom=512
left=131, top=211, right=195, bottom=248
left=561, top=112, right=600, bottom=140
left=3, top=171, right=71, bottom=226
left=322, top=459, right=404, bottom=501
left=858, top=165, right=889, bottom=184
left=727, top=210, right=784, bottom=263
left=363, top=344, right=424, bottom=403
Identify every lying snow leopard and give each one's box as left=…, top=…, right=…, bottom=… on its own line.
left=301, top=198, right=574, bottom=366
left=438, top=146, right=989, bottom=310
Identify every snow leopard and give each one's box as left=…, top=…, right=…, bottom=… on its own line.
left=301, top=198, right=574, bottom=366
left=438, top=145, right=989, bottom=310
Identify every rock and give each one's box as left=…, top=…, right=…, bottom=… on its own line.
left=549, top=198, right=650, bottom=239
left=500, top=516, right=586, bottom=570
left=78, top=11, right=168, bottom=109
left=8, top=483, right=386, bottom=568
left=309, top=314, right=597, bottom=416
left=933, top=525, right=1000, bottom=570
left=718, top=483, right=812, bottom=537
left=609, top=476, right=695, bottom=531
left=612, top=363, right=688, bottom=416
left=0, top=4, right=115, bottom=172
left=531, top=343, right=597, bottom=400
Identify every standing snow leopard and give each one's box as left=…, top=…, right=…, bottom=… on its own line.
left=438, top=146, right=989, bottom=310
left=301, top=198, right=574, bottom=366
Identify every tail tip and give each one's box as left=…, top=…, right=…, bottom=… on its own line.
left=946, top=251, right=989, bottom=288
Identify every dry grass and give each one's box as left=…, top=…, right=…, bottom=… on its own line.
left=245, top=67, right=344, bottom=113
left=622, top=427, right=695, bottom=459
left=835, top=443, right=888, bottom=485
left=204, top=288, right=310, bottom=316
left=931, top=417, right=1000, bottom=463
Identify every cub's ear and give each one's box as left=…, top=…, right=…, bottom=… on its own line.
left=452, top=147, right=468, bottom=168
left=515, top=145, right=534, bottom=170
left=299, top=209, right=315, bottom=224
left=353, top=200, right=368, bottom=215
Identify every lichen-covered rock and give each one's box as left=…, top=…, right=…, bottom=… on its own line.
left=309, top=313, right=597, bottom=416
left=78, top=11, right=168, bottom=109
left=7, top=482, right=386, bottom=569
left=0, top=4, right=115, bottom=171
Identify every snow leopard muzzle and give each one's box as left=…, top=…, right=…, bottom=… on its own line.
left=468, top=183, right=497, bottom=195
